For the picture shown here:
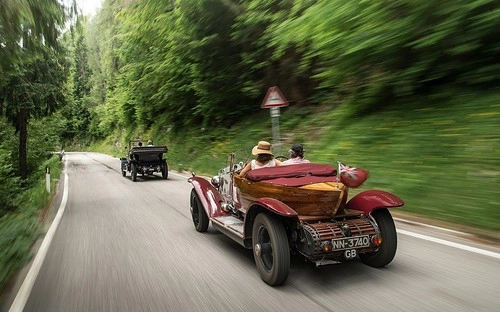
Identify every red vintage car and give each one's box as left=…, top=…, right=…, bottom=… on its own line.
left=188, top=152, right=403, bottom=286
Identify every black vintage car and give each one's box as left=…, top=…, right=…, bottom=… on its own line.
left=120, top=140, right=168, bottom=181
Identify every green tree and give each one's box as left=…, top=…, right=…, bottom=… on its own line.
left=0, top=0, right=68, bottom=179
left=62, top=29, right=93, bottom=141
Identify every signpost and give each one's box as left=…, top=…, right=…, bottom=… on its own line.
left=261, top=86, right=288, bottom=155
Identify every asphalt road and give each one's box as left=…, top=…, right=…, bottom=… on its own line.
left=3, top=152, right=500, bottom=312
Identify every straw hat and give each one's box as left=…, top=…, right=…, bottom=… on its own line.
left=252, top=141, right=273, bottom=155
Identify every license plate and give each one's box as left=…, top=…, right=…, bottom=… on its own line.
left=331, top=235, right=370, bottom=250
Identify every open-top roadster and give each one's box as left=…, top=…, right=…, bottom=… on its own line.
left=120, top=140, right=169, bottom=181
left=188, top=151, right=404, bottom=286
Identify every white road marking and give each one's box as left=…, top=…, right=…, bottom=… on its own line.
left=397, top=229, right=500, bottom=260
left=9, top=172, right=69, bottom=312
left=394, top=217, right=472, bottom=236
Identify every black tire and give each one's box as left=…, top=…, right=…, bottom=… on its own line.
left=252, top=213, right=290, bottom=286
left=190, top=189, right=209, bottom=232
left=131, top=163, right=137, bottom=182
left=122, top=170, right=126, bottom=177
left=161, top=162, right=168, bottom=179
left=360, top=208, right=397, bottom=267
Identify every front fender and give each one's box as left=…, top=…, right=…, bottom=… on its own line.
left=188, top=176, right=225, bottom=218
left=345, top=190, right=404, bottom=214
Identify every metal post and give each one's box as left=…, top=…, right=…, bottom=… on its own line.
left=270, top=107, right=282, bottom=155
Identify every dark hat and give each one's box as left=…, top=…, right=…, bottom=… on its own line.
left=290, top=143, right=304, bottom=154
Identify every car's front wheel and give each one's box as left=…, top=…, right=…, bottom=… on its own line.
left=252, top=213, right=290, bottom=286
left=190, top=190, right=209, bottom=232
left=360, top=208, right=397, bottom=267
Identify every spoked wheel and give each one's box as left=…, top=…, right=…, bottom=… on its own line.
left=131, top=163, right=137, bottom=182
left=360, top=208, right=397, bottom=267
left=161, top=162, right=169, bottom=179
left=190, top=189, right=209, bottom=232
left=252, top=213, right=290, bottom=286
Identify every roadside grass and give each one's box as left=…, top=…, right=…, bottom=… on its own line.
left=0, top=155, right=63, bottom=293
left=310, top=93, right=500, bottom=231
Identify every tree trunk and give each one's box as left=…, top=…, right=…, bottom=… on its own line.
left=18, top=108, right=28, bottom=180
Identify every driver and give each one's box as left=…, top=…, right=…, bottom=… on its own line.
left=238, top=140, right=282, bottom=177
left=282, top=143, right=310, bottom=165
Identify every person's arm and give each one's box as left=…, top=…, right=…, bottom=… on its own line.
left=238, top=162, right=252, bottom=177
left=275, top=158, right=283, bottom=166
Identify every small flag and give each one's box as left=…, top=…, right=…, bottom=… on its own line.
left=338, top=163, right=369, bottom=188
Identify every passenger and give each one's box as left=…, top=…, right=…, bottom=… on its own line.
left=147, top=140, right=154, bottom=146
left=282, top=143, right=310, bottom=165
left=238, top=140, right=282, bottom=177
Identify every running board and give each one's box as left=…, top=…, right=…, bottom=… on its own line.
left=211, top=216, right=245, bottom=247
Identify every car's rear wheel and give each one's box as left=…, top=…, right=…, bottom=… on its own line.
left=131, top=163, right=137, bottom=182
left=252, top=213, right=290, bottom=286
left=190, top=190, right=209, bottom=232
left=161, top=162, right=168, bottom=179
left=360, top=208, right=397, bottom=267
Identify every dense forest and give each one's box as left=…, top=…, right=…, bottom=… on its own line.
left=76, top=0, right=500, bottom=136
left=1, top=0, right=499, bottom=293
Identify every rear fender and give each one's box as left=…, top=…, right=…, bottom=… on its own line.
left=243, top=198, right=298, bottom=247
left=346, top=190, right=404, bottom=214
left=188, top=176, right=225, bottom=218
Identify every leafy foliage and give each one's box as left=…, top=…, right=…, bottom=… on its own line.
left=0, top=0, right=69, bottom=179
left=77, top=0, right=500, bottom=138
left=0, top=118, right=21, bottom=213
left=271, top=0, right=500, bottom=109
left=0, top=0, right=66, bottom=86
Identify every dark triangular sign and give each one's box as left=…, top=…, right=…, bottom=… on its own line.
left=261, top=86, right=288, bottom=108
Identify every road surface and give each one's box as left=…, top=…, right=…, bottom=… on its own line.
left=3, top=152, right=500, bottom=312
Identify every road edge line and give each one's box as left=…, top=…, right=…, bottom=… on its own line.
left=397, top=229, right=500, bottom=259
left=393, top=217, right=472, bottom=236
